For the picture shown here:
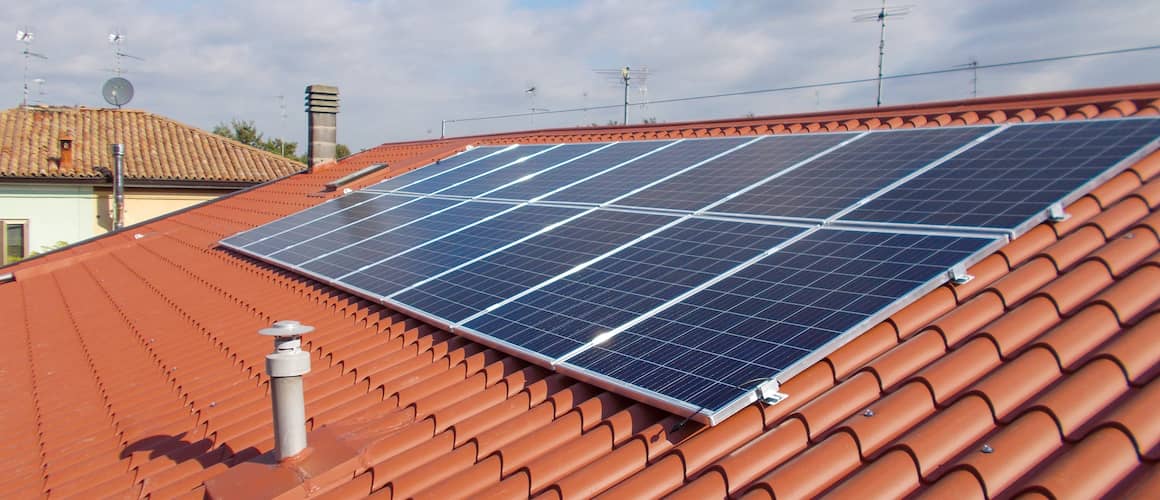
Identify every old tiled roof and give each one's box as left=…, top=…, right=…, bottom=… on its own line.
left=1, top=83, right=1159, bottom=499
left=0, top=106, right=303, bottom=183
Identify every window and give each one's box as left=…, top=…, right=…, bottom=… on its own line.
left=2, top=220, right=27, bottom=265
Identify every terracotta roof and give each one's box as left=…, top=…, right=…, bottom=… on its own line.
left=1, top=83, right=1159, bottom=499
left=0, top=106, right=303, bottom=183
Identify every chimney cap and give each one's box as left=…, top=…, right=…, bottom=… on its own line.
left=305, top=84, right=338, bottom=95
left=260, top=320, right=315, bottom=338
left=59, top=131, right=74, bottom=141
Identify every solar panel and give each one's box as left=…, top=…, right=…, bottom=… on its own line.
left=462, top=218, right=806, bottom=360
left=484, top=141, right=673, bottom=201
left=436, top=143, right=609, bottom=197
left=269, top=197, right=461, bottom=265
left=291, top=200, right=516, bottom=275
left=545, top=137, right=753, bottom=205
left=710, top=126, right=996, bottom=219
left=611, top=133, right=855, bottom=212
left=364, top=146, right=504, bottom=192
left=221, top=191, right=381, bottom=248
left=240, top=194, right=422, bottom=256
left=340, top=204, right=583, bottom=297
left=843, top=119, right=1160, bottom=231
left=390, top=210, right=677, bottom=323
left=393, top=145, right=555, bottom=194
left=561, top=229, right=998, bottom=419
left=223, top=116, right=1160, bottom=426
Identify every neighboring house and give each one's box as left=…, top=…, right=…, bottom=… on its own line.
left=0, top=84, right=1159, bottom=498
left=0, top=106, right=303, bottom=264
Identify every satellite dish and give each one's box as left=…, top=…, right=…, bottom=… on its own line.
left=102, top=77, right=134, bottom=108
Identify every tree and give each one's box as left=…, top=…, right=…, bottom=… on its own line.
left=213, top=119, right=303, bottom=163
left=213, top=119, right=352, bottom=163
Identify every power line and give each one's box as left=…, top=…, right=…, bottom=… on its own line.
left=440, top=43, right=1160, bottom=131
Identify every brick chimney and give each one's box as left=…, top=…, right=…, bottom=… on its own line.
left=304, top=84, right=339, bottom=170
left=59, top=132, right=74, bottom=169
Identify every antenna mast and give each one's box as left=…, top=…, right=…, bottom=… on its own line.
left=525, top=83, right=547, bottom=127
left=952, top=58, right=979, bottom=98
left=108, top=31, right=144, bottom=76
left=594, top=66, right=650, bottom=125
left=275, top=95, right=287, bottom=156
left=853, top=1, right=912, bottom=106
left=17, top=29, right=47, bottom=107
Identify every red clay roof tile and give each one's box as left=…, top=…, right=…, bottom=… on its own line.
left=7, top=83, right=1160, bottom=498
left=743, top=431, right=862, bottom=499
left=947, top=409, right=1062, bottom=495
left=912, top=337, right=1002, bottom=405
left=864, top=328, right=947, bottom=391
left=1013, top=426, right=1140, bottom=499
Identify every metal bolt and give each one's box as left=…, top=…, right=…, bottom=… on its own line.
left=209, top=401, right=217, bottom=408
left=862, top=409, right=875, bottom=417
left=980, top=444, right=994, bottom=454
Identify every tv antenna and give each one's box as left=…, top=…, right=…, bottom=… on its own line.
left=525, top=82, right=547, bottom=127
left=108, top=31, right=144, bottom=76
left=594, top=66, right=650, bottom=125
left=274, top=95, right=287, bottom=156
left=955, top=58, right=979, bottom=98
left=32, top=78, right=46, bottom=104
left=853, top=1, right=913, bottom=106
left=17, top=28, right=48, bottom=107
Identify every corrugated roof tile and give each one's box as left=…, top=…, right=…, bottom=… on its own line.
left=916, top=468, right=987, bottom=499
left=836, top=381, right=935, bottom=457
left=6, top=83, right=1160, bottom=498
left=912, top=337, right=1002, bottom=405
left=1013, top=426, right=1140, bottom=499
left=743, top=431, right=862, bottom=499
left=1096, top=377, right=1160, bottom=459
left=793, top=371, right=882, bottom=440
left=975, top=296, right=1060, bottom=357
left=864, top=328, right=947, bottom=391
left=946, top=409, right=1062, bottom=495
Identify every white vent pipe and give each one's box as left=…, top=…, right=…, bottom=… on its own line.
left=259, top=320, right=314, bottom=460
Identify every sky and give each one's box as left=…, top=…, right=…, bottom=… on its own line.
left=3, top=0, right=1159, bottom=153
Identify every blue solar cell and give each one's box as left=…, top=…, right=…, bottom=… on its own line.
left=271, top=197, right=462, bottom=265
left=293, top=200, right=514, bottom=275
left=436, top=143, right=608, bottom=197
left=611, top=133, right=855, bottom=212
left=399, top=145, right=555, bottom=194
left=711, top=126, right=996, bottom=219
left=221, top=192, right=381, bottom=248
left=545, top=138, right=753, bottom=205
left=564, top=229, right=994, bottom=412
left=484, top=141, right=672, bottom=201
left=843, top=119, right=1160, bottom=229
left=342, top=205, right=583, bottom=297
left=391, top=210, right=677, bottom=323
left=241, top=194, right=422, bottom=256
left=463, top=219, right=805, bottom=358
left=364, top=146, right=503, bottom=192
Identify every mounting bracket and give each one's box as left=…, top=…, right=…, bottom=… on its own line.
left=948, top=263, right=974, bottom=285
left=1047, top=203, right=1070, bottom=222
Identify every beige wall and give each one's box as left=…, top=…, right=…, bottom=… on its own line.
left=94, top=187, right=228, bottom=232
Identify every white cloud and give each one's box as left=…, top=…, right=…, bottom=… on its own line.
left=2, top=0, right=1158, bottom=151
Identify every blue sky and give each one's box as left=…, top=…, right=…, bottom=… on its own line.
left=3, top=0, right=1159, bottom=152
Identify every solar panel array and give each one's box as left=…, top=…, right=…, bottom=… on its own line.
left=223, top=117, right=1160, bottom=424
